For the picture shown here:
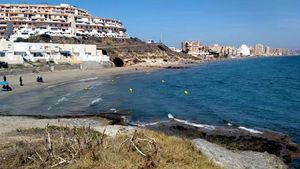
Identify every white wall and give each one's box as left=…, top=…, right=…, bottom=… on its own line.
left=0, top=41, right=110, bottom=63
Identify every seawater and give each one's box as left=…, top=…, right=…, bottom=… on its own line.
left=1, top=56, right=300, bottom=145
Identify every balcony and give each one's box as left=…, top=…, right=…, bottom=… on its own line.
left=11, top=14, right=25, bottom=19
left=31, top=15, right=45, bottom=20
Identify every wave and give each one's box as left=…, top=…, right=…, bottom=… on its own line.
left=57, top=97, right=67, bottom=103
left=167, top=114, right=263, bottom=134
left=130, top=120, right=171, bottom=127
left=47, top=106, right=52, bottom=111
left=46, top=83, right=66, bottom=89
left=238, top=126, right=263, bottom=134
left=78, top=77, right=98, bottom=82
left=109, top=108, right=118, bottom=113
left=93, top=82, right=103, bottom=87
left=135, top=114, right=216, bottom=130
left=51, top=97, right=68, bottom=107
left=167, top=113, right=215, bottom=130
left=89, top=98, right=103, bottom=106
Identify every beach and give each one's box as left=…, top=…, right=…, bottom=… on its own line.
left=0, top=58, right=299, bottom=168
left=0, top=66, right=160, bottom=99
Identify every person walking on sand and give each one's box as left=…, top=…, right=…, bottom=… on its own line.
left=19, top=76, right=23, bottom=86
left=3, top=75, right=6, bottom=82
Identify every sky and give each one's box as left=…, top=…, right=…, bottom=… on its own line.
left=3, top=0, right=300, bottom=49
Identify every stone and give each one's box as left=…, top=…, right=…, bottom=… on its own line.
left=192, top=138, right=287, bottom=169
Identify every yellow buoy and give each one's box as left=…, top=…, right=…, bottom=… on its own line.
left=184, top=90, right=189, bottom=95
left=129, top=88, right=133, bottom=94
left=161, top=80, right=166, bottom=83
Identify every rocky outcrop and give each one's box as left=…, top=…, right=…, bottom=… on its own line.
left=192, top=138, right=287, bottom=169
left=18, top=36, right=202, bottom=66
left=147, top=120, right=300, bottom=164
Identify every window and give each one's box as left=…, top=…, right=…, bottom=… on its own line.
left=0, top=52, right=5, bottom=57
left=33, top=52, right=43, bottom=57
left=14, top=52, right=27, bottom=56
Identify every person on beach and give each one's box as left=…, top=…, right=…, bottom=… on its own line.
left=19, top=76, right=23, bottom=86
left=3, top=75, right=6, bottom=82
left=36, top=74, right=44, bottom=83
left=2, top=85, right=12, bottom=91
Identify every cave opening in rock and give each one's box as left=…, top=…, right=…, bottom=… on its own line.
left=113, top=57, right=124, bottom=67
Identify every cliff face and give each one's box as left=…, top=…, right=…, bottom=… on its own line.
left=16, top=36, right=201, bottom=66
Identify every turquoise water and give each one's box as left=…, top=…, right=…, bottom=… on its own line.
left=1, top=56, right=300, bottom=145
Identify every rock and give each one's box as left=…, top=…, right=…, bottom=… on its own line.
left=192, top=138, right=288, bottom=169
left=97, top=110, right=131, bottom=125
left=147, top=120, right=300, bottom=164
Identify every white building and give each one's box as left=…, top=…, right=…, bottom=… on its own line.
left=169, top=47, right=181, bottom=53
left=0, top=3, right=128, bottom=40
left=0, top=40, right=24, bottom=64
left=238, top=44, right=251, bottom=56
left=0, top=41, right=110, bottom=64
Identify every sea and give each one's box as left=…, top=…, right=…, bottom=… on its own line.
left=1, top=56, right=300, bottom=145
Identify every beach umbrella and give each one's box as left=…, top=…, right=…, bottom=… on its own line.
left=0, top=81, right=9, bottom=85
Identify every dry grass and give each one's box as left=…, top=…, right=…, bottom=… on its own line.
left=0, top=126, right=221, bottom=169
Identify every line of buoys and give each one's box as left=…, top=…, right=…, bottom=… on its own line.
left=111, top=78, right=189, bottom=96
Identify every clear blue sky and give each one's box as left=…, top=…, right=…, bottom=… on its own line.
left=3, top=0, right=300, bottom=49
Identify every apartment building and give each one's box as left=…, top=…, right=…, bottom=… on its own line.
left=0, top=3, right=128, bottom=39
left=181, top=41, right=208, bottom=56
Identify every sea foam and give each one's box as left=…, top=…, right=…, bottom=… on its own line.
left=90, top=98, right=103, bottom=106
left=79, top=77, right=98, bottom=82
left=238, top=126, right=263, bottom=134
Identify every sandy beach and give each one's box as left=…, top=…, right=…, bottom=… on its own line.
left=0, top=65, right=164, bottom=99
left=0, top=62, right=195, bottom=132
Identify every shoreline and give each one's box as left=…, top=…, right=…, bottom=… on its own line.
left=0, top=114, right=297, bottom=168
left=1, top=59, right=300, bottom=167
left=0, top=65, right=166, bottom=99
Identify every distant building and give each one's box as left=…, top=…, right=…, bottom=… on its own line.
left=0, top=3, right=128, bottom=40
left=181, top=41, right=208, bottom=56
left=147, top=40, right=157, bottom=44
left=265, top=46, right=270, bottom=55
left=254, top=44, right=265, bottom=56
left=169, top=47, right=181, bottom=53
left=238, top=44, right=251, bottom=56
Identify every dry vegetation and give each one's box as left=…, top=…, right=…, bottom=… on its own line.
left=0, top=125, right=221, bottom=169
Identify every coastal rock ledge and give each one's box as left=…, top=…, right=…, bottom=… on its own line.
left=192, top=138, right=288, bottom=169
